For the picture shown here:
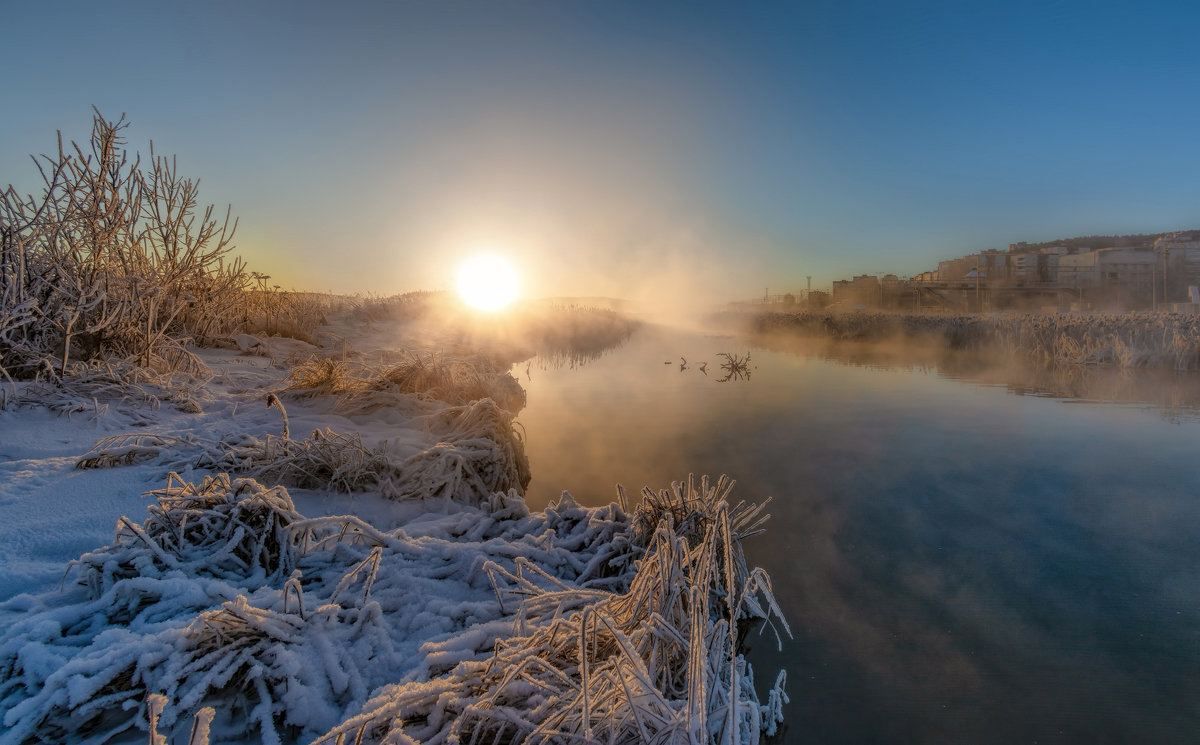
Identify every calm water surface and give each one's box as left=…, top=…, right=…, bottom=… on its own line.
left=513, top=322, right=1200, bottom=744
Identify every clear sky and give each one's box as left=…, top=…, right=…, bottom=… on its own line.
left=4, top=0, right=1200, bottom=303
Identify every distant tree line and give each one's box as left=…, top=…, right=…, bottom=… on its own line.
left=1019, top=232, right=1182, bottom=252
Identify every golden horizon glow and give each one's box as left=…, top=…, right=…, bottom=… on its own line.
left=456, top=253, right=519, bottom=311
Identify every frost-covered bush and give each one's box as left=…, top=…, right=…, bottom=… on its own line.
left=0, top=111, right=342, bottom=390
left=0, top=110, right=245, bottom=380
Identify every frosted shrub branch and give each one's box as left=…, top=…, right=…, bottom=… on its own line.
left=0, top=109, right=247, bottom=379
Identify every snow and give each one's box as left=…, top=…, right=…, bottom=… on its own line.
left=0, top=312, right=787, bottom=744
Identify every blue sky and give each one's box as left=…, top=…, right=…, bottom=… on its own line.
left=4, top=0, right=1200, bottom=302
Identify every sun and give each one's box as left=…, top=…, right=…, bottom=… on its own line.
left=456, top=254, right=519, bottom=311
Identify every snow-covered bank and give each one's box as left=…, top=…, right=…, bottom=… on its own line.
left=0, top=309, right=788, bottom=744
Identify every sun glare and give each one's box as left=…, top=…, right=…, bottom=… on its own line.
left=456, top=254, right=518, bottom=311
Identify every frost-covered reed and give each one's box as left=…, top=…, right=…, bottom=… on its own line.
left=313, top=475, right=789, bottom=745
left=282, top=350, right=526, bottom=414
left=67, top=347, right=532, bottom=506
left=0, top=473, right=787, bottom=745
left=72, top=393, right=525, bottom=507
left=369, top=352, right=527, bottom=413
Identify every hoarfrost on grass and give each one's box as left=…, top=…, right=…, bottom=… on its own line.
left=0, top=472, right=788, bottom=745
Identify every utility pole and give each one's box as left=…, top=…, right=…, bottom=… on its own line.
left=1162, top=247, right=1169, bottom=306
left=975, top=255, right=981, bottom=312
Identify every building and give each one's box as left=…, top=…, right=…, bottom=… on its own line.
left=1057, top=248, right=1157, bottom=307
left=1009, top=245, right=1068, bottom=283
left=1155, top=233, right=1200, bottom=300
left=938, top=249, right=1010, bottom=283
left=823, top=230, right=1200, bottom=314
left=831, top=274, right=881, bottom=307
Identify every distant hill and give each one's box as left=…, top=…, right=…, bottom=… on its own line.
left=1016, top=230, right=1198, bottom=252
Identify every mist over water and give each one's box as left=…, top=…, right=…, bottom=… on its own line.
left=513, top=320, right=1200, bottom=744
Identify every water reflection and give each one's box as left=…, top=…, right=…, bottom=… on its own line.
left=752, top=331, right=1200, bottom=419
left=528, top=339, right=631, bottom=372
left=715, top=351, right=754, bottom=382
left=514, top=321, right=1200, bottom=744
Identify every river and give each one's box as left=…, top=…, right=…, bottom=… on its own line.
left=513, top=320, right=1200, bottom=744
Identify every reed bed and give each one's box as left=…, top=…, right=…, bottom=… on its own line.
left=0, top=473, right=787, bottom=745
left=196, top=411, right=529, bottom=507
left=362, top=296, right=638, bottom=370
left=282, top=351, right=526, bottom=414
left=752, top=310, right=1200, bottom=370
left=348, top=291, right=446, bottom=324
left=518, top=304, right=638, bottom=366
left=70, top=349, right=531, bottom=508
left=175, top=394, right=531, bottom=506
left=368, top=352, right=526, bottom=413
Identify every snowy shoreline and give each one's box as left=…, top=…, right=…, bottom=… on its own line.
left=0, top=309, right=789, bottom=744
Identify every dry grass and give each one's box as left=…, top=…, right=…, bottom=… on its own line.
left=76, top=433, right=191, bottom=469
left=281, top=356, right=359, bottom=398
left=15, top=355, right=210, bottom=420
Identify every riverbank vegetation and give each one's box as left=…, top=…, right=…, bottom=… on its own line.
left=0, top=466, right=787, bottom=744
left=747, top=310, right=1200, bottom=371
left=0, top=110, right=356, bottom=384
